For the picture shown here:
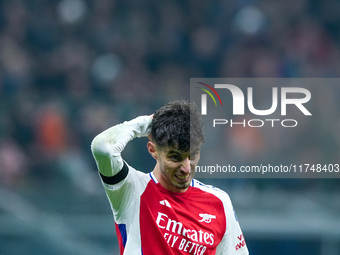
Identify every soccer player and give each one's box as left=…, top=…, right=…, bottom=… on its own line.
left=91, top=100, right=249, bottom=255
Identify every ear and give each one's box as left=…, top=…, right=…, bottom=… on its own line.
left=147, top=141, right=158, bottom=160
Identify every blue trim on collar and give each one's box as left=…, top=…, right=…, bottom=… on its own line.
left=149, top=172, right=157, bottom=183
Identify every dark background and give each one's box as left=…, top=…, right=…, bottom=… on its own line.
left=0, top=0, right=339, bottom=254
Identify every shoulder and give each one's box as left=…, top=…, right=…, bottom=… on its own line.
left=192, top=179, right=232, bottom=205
left=122, top=162, right=152, bottom=185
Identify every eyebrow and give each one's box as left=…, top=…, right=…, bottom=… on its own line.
left=167, top=149, right=199, bottom=157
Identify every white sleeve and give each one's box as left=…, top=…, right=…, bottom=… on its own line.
left=90, top=115, right=152, bottom=216
left=216, top=194, right=249, bottom=255
left=102, top=164, right=150, bottom=222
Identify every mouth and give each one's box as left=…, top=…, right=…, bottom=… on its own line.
left=174, top=174, right=190, bottom=182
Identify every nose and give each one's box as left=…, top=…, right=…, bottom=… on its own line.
left=180, top=158, right=191, bottom=173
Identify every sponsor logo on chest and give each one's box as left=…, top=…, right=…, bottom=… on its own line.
left=155, top=211, right=216, bottom=254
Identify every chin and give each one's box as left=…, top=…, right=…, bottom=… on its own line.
left=173, top=181, right=191, bottom=191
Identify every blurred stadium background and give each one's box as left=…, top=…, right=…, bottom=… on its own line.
left=0, top=0, right=340, bottom=254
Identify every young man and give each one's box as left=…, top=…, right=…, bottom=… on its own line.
left=91, top=100, right=248, bottom=255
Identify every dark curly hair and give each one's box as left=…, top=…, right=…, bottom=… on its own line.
left=151, top=100, right=205, bottom=152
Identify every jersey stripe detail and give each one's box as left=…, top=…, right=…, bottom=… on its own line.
left=115, top=223, right=127, bottom=255
left=149, top=172, right=157, bottom=183
left=100, top=162, right=129, bottom=185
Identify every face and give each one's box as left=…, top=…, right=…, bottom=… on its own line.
left=152, top=145, right=201, bottom=193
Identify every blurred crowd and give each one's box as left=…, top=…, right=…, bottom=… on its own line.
left=1, top=0, right=340, bottom=190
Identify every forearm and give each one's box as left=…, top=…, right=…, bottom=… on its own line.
left=91, top=115, right=152, bottom=177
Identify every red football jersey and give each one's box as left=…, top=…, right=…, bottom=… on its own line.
left=103, top=167, right=248, bottom=255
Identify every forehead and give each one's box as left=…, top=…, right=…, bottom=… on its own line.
left=162, top=147, right=200, bottom=155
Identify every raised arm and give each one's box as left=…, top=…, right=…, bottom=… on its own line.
left=91, top=115, right=152, bottom=178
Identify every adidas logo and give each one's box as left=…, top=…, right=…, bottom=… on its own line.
left=159, top=200, right=171, bottom=208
